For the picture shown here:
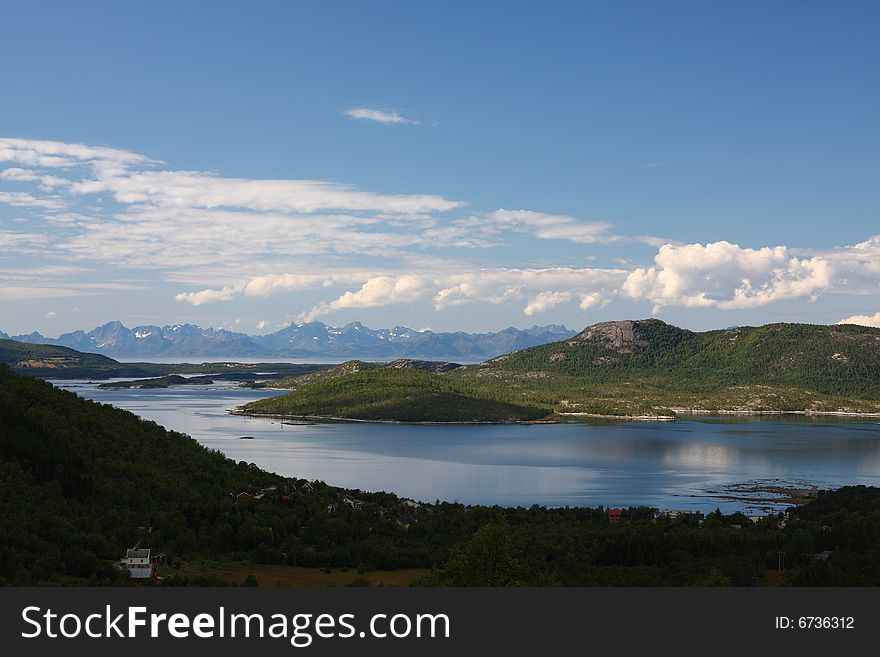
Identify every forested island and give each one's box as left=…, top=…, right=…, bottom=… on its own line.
left=2, top=363, right=880, bottom=586
left=98, top=374, right=216, bottom=389
left=242, top=320, right=880, bottom=422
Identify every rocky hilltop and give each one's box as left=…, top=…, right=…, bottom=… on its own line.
left=568, top=320, right=650, bottom=352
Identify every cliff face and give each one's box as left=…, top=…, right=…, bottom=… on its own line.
left=570, top=320, right=649, bottom=353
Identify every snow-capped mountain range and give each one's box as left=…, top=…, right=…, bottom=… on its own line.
left=0, top=321, right=575, bottom=360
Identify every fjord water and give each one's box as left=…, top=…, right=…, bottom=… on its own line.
left=54, top=380, right=880, bottom=513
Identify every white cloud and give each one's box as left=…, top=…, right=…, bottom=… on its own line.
left=0, top=167, right=67, bottom=189
left=45, top=311, right=56, bottom=319
left=0, top=137, right=152, bottom=168
left=433, top=268, right=626, bottom=312
left=622, top=241, right=836, bottom=311
left=0, top=286, right=95, bottom=300
left=0, top=167, right=39, bottom=181
left=0, top=265, right=92, bottom=280
left=68, top=169, right=459, bottom=214
left=175, top=273, right=367, bottom=305
left=174, top=284, right=242, bottom=306
left=0, top=191, right=66, bottom=210
left=578, top=291, right=606, bottom=310
left=299, top=275, right=433, bottom=322
left=243, top=273, right=349, bottom=297
left=256, top=320, right=268, bottom=330
left=838, top=312, right=880, bottom=328
left=3, top=137, right=879, bottom=327
left=635, top=235, right=675, bottom=247
left=524, top=291, right=572, bottom=316
left=486, top=209, right=616, bottom=244
left=53, top=206, right=459, bottom=269
left=291, top=267, right=627, bottom=322
left=0, top=265, right=145, bottom=303
left=344, top=108, right=414, bottom=125
left=0, top=230, right=50, bottom=250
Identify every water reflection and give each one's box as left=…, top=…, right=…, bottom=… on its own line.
left=53, top=380, right=880, bottom=513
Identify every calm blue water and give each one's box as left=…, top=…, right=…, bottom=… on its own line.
left=53, top=379, right=880, bottom=514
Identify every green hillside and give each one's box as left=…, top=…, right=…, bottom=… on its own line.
left=449, top=320, right=880, bottom=417
left=480, top=320, right=880, bottom=395
left=0, top=338, right=153, bottom=378
left=252, top=359, right=384, bottom=389
left=247, top=320, right=880, bottom=420
left=242, top=368, right=547, bottom=422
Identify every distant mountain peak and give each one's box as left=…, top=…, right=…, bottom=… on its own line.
left=1, top=320, right=576, bottom=360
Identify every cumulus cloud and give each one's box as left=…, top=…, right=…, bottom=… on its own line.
left=523, top=291, right=572, bottom=316
left=299, top=275, right=433, bottom=322
left=622, top=241, right=835, bottom=311
left=433, top=268, right=626, bottom=312
left=838, top=312, right=880, bottom=328
left=256, top=320, right=268, bottom=330
left=344, top=108, right=414, bottom=125
left=578, top=291, right=606, bottom=310
left=174, top=284, right=242, bottom=306
left=45, top=311, right=56, bottom=319
left=242, top=273, right=352, bottom=297
left=175, top=273, right=367, bottom=305
left=288, top=267, right=627, bottom=321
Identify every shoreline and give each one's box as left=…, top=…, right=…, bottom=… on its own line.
left=228, top=408, right=559, bottom=425
left=669, top=408, right=880, bottom=418
left=231, top=407, right=880, bottom=424
left=227, top=407, right=880, bottom=425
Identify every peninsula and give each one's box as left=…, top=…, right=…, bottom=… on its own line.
left=241, top=319, right=880, bottom=422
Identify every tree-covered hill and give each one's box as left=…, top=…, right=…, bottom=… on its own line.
left=0, top=363, right=281, bottom=583
left=480, top=320, right=880, bottom=398
left=0, top=338, right=153, bottom=378
left=251, top=359, right=462, bottom=390
left=242, top=368, right=547, bottom=422
left=244, top=320, right=880, bottom=420
left=3, top=363, right=880, bottom=586
left=449, top=319, right=880, bottom=417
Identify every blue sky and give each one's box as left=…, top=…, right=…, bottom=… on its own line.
left=1, top=0, right=879, bottom=335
